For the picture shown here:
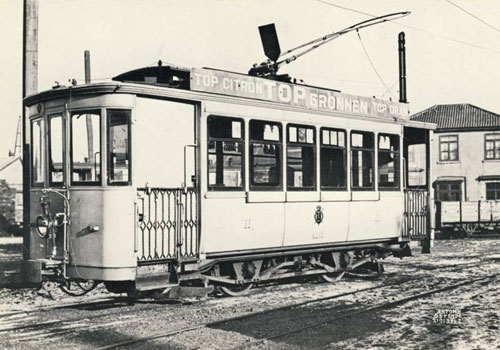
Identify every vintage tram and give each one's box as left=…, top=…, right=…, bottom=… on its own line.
left=23, top=63, right=435, bottom=297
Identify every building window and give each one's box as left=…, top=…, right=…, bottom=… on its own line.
left=107, top=109, right=131, bottom=185
left=320, top=128, right=346, bottom=190
left=48, top=115, right=64, bottom=186
left=31, top=118, right=45, bottom=186
left=486, top=182, right=500, bottom=200
left=250, top=120, right=282, bottom=190
left=351, top=131, right=374, bottom=190
left=435, top=181, right=461, bottom=201
left=287, top=124, right=316, bottom=190
left=439, top=135, right=458, bottom=161
left=71, top=110, right=101, bottom=185
left=207, top=116, right=244, bottom=190
left=485, top=134, right=500, bottom=160
left=378, top=134, right=400, bottom=190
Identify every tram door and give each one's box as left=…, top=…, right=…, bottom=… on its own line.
left=134, top=98, right=198, bottom=262
left=402, top=127, right=433, bottom=242
left=28, top=114, right=69, bottom=261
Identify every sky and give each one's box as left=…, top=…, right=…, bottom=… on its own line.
left=1, top=0, right=500, bottom=157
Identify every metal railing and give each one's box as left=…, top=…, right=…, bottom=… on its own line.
left=136, top=187, right=198, bottom=262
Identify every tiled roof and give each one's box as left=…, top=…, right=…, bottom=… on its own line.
left=410, top=104, right=500, bottom=130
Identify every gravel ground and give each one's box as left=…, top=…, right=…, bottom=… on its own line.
left=0, top=238, right=499, bottom=350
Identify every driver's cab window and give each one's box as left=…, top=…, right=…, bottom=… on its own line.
left=49, top=115, right=64, bottom=186
left=31, top=118, right=45, bottom=186
left=71, top=110, right=101, bottom=185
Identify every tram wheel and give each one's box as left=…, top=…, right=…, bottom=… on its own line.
left=346, top=261, right=384, bottom=279
left=320, top=271, right=346, bottom=283
left=211, top=263, right=253, bottom=297
left=59, top=280, right=99, bottom=297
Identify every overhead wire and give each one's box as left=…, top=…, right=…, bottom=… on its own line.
left=445, top=0, right=500, bottom=34
left=356, top=30, right=396, bottom=100
left=315, top=0, right=500, bottom=54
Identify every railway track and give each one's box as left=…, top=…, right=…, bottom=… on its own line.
left=92, top=271, right=499, bottom=350
left=234, top=272, right=500, bottom=349
left=0, top=257, right=490, bottom=328
left=0, top=259, right=497, bottom=349
left=90, top=263, right=500, bottom=350
left=2, top=252, right=494, bottom=320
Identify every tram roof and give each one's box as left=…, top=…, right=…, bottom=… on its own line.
left=24, top=65, right=436, bottom=130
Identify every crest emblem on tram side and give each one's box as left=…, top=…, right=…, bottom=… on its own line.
left=314, top=206, right=324, bottom=225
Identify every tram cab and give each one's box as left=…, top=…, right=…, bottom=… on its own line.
left=23, top=65, right=436, bottom=296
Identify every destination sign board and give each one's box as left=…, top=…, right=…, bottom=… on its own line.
left=191, top=68, right=409, bottom=119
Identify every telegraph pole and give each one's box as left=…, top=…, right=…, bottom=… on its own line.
left=22, top=0, right=39, bottom=269
left=84, top=50, right=94, bottom=162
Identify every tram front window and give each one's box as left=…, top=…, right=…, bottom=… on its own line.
left=49, top=115, right=64, bottom=185
left=71, top=110, right=101, bottom=185
left=31, top=118, right=45, bottom=186
left=107, top=109, right=131, bottom=185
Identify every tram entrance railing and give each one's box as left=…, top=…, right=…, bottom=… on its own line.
left=402, top=189, right=429, bottom=240
left=135, top=187, right=198, bottom=262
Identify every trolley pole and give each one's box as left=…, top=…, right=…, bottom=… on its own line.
left=22, top=0, right=39, bottom=281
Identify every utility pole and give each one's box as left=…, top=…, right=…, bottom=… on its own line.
left=84, top=50, right=94, bottom=166
left=22, top=0, right=38, bottom=270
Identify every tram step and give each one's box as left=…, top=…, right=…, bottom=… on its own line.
left=162, top=285, right=214, bottom=299
left=135, top=272, right=173, bottom=291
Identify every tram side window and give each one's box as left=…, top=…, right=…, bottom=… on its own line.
left=250, top=120, right=282, bottom=190
left=320, top=128, right=346, bottom=190
left=287, top=125, right=316, bottom=190
left=207, top=116, right=244, bottom=190
left=49, top=115, right=64, bottom=186
left=71, top=111, right=101, bottom=185
left=351, top=131, right=374, bottom=190
left=378, top=134, right=400, bottom=190
left=107, top=109, right=131, bottom=185
left=31, top=119, right=45, bottom=186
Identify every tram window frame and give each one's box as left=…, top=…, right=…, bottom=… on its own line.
left=287, top=124, right=316, bottom=191
left=350, top=130, right=375, bottom=191
left=107, top=109, right=132, bottom=186
left=249, top=120, right=282, bottom=191
left=48, top=114, right=65, bottom=187
left=207, top=115, right=245, bottom=191
left=378, top=133, right=401, bottom=191
left=70, top=110, right=102, bottom=186
left=30, top=118, right=45, bottom=187
left=320, top=127, right=347, bottom=191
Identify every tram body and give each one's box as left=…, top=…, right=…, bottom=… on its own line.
left=23, top=66, right=435, bottom=295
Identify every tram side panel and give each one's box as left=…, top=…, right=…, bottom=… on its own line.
left=199, top=104, right=404, bottom=255
left=347, top=192, right=403, bottom=241
left=203, top=200, right=285, bottom=253
left=67, top=189, right=136, bottom=281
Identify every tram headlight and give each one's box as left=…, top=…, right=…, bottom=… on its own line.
left=35, top=215, right=49, bottom=238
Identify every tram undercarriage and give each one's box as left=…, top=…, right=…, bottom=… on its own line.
left=101, top=242, right=411, bottom=298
